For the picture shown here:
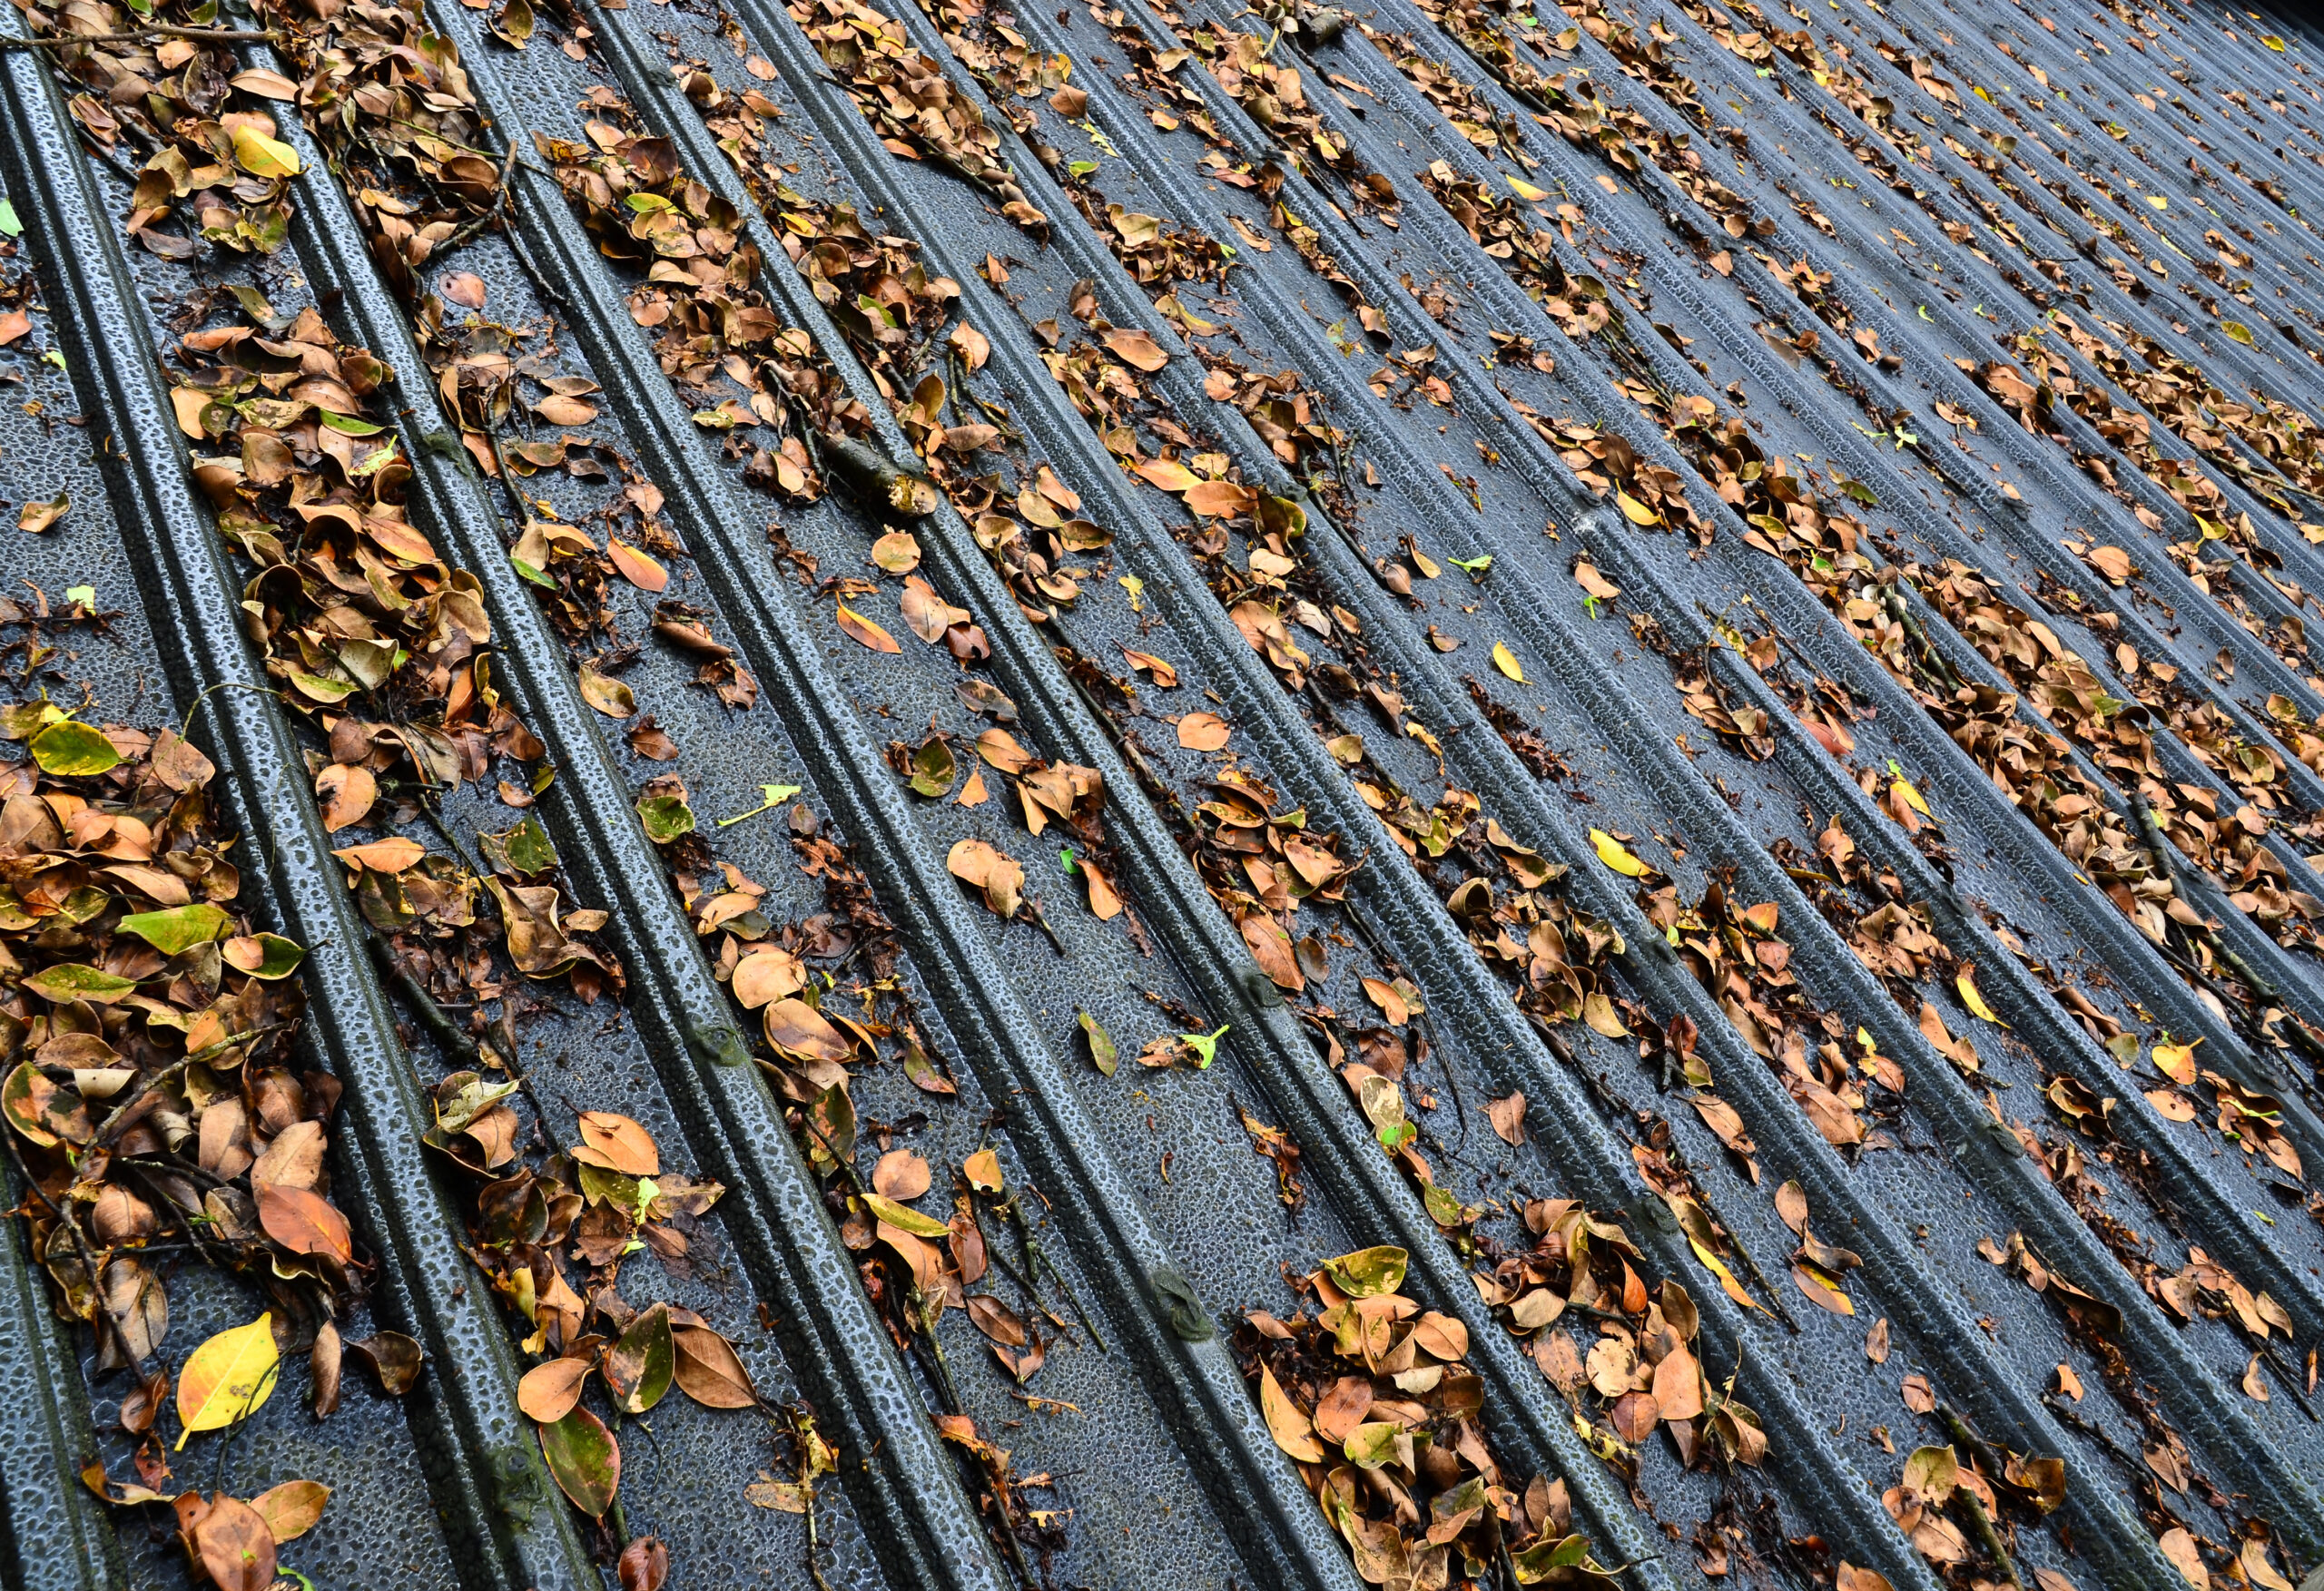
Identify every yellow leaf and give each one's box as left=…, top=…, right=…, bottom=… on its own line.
left=1688, top=1235, right=1759, bottom=1312
left=231, top=124, right=302, bottom=180
left=1507, top=176, right=1549, bottom=201
left=1892, top=778, right=1929, bottom=816
left=2222, top=321, right=2254, bottom=346
left=2145, top=194, right=2168, bottom=211
left=1492, top=642, right=1525, bottom=683
left=1955, top=967, right=2006, bottom=1026
left=1614, top=489, right=1660, bottom=526
left=2152, top=1038, right=2200, bottom=1085
left=1583, top=991, right=1630, bottom=1038
left=176, top=1313, right=279, bottom=1450
left=1259, top=1364, right=1324, bottom=1461
left=2264, top=34, right=2285, bottom=51
left=1590, top=829, right=1648, bottom=877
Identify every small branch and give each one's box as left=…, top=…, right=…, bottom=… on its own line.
left=0, top=25, right=282, bottom=48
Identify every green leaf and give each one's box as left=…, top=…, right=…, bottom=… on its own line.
left=1177, top=1024, right=1229, bottom=1069
left=482, top=815, right=558, bottom=876
left=0, top=200, right=20, bottom=238
left=636, top=794, right=695, bottom=844
left=1321, top=1245, right=1407, bottom=1299
left=223, top=933, right=305, bottom=979
left=116, top=904, right=231, bottom=957
left=1078, top=1010, right=1117, bottom=1076
left=23, top=962, right=139, bottom=1004
left=1342, top=1421, right=1401, bottom=1468
left=510, top=555, right=559, bottom=591
left=30, top=720, right=120, bottom=777
left=603, top=1304, right=675, bottom=1415
left=316, top=410, right=384, bottom=437
left=537, top=1405, right=621, bottom=1517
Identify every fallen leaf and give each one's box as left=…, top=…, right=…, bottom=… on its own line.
left=872, top=1149, right=931, bottom=1202
left=517, top=1357, right=592, bottom=1424
left=1590, top=829, right=1648, bottom=876
left=192, top=1495, right=277, bottom=1591
left=671, top=1326, right=758, bottom=1409
left=1865, top=1317, right=1890, bottom=1363
left=836, top=603, right=901, bottom=653
left=1492, top=642, right=1525, bottom=683
left=18, top=491, right=68, bottom=534
left=176, top=1313, right=279, bottom=1450
left=257, top=1183, right=351, bottom=1264
left=315, top=763, right=376, bottom=832
left=574, top=1112, right=659, bottom=1176
left=1260, top=1364, right=1324, bottom=1461
left=608, top=539, right=669, bottom=593
left=577, top=663, right=635, bottom=718
left=1177, top=712, right=1231, bottom=751
left=1103, top=328, right=1170, bottom=371
left=250, top=1478, right=329, bottom=1544
left=539, top=1405, right=620, bottom=1517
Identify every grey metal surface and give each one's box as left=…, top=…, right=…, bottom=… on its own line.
left=5, top=0, right=2324, bottom=1586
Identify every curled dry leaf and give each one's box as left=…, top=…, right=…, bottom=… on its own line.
left=947, top=838, right=1025, bottom=919
left=518, top=1357, right=593, bottom=1424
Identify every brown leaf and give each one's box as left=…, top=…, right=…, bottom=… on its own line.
left=627, top=717, right=681, bottom=760
left=309, top=1323, right=341, bottom=1419
left=618, top=1537, right=670, bottom=1591
left=1259, top=1363, right=1324, bottom=1461
left=1487, top=1091, right=1526, bottom=1146
left=348, top=1331, right=423, bottom=1396
left=1900, top=1374, right=1935, bottom=1414
left=257, top=1183, right=351, bottom=1264
left=966, top=1293, right=1028, bottom=1346
left=575, top=1112, right=659, bottom=1176
left=1102, top=328, right=1169, bottom=371
left=947, top=838, right=1024, bottom=919
left=763, top=997, right=852, bottom=1064
left=577, top=663, right=636, bottom=718
left=439, top=270, right=487, bottom=309
left=518, top=1358, right=590, bottom=1424
left=1865, top=1317, right=1891, bottom=1363
left=250, top=1479, right=329, bottom=1544
left=2158, top=1527, right=2208, bottom=1589
left=672, top=1326, right=759, bottom=1409
left=948, top=322, right=990, bottom=371
left=0, top=309, right=29, bottom=346
left=871, top=530, right=922, bottom=574
left=314, top=763, right=376, bottom=832
left=18, top=491, right=67, bottom=534
left=872, top=1149, right=931, bottom=1201
left=1176, top=712, right=1231, bottom=751
left=192, top=1496, right=276, bottom=1591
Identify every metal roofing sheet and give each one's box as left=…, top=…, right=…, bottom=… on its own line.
left=2, top=0, right=2322, bottom=1586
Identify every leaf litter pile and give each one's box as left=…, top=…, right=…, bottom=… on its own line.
left=15, top=0, right=2324, bottom=1580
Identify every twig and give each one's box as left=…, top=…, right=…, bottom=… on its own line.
left=0, top=25, right=282, bottom=48
left=93, top=1022, right=299, bottom=1145
left=2, top=1127, right=142, bottom=1372
left=438, top=136, right=524, bottom=258
left=1954, top=1486, right=2025, bottom=1590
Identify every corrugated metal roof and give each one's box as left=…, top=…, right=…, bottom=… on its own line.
left=2, top=0, right=2322, bottom=1585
